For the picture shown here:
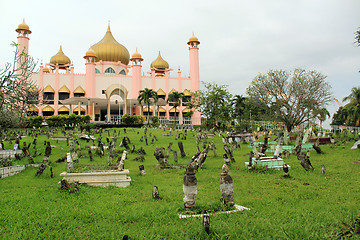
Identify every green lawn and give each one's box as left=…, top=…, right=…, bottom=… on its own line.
left=0, top=128, right=359, bottom=239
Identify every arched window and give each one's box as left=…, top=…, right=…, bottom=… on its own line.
left=105, top=67, right=115, bottom=73
left=119, top=69, right=126, bottom=75
left=95, top=68, right=100, bottom=74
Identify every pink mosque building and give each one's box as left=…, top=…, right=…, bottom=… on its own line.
left=15, top=20, right=201, bottom=125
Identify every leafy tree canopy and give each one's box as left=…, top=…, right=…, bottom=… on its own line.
left=247, top=69, right=332, bottom=132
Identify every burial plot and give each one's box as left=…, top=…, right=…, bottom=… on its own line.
left=245, top=138, right=290, bottom=170
left=60, top=151, right=131, bottom=188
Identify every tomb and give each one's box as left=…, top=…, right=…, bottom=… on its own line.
left=245, top=156, right=290, bottom=170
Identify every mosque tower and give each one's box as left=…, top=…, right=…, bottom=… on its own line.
left=84, top=47, right=97, bottom=98
left=130, top=48, right=143, bottom=115
left=15, top=19, right=31, bottom=72
left=187, top=33, right=200, bottom=124
left=187, top=33, right=200, bottom=92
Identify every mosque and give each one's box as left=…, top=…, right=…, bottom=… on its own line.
left=15, top=20, right=201, bottom=125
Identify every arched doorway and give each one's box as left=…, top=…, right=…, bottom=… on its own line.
left=104, top=84, right=128, bottom=123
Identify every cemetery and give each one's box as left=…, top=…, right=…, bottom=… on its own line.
left=0, top=126, right=359, bottom=239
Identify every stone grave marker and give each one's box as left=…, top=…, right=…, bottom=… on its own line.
left=183, top=164, right=197, bottom=209
left=219, top=164, right=234, bottom=206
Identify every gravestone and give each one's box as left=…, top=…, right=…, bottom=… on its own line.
left=152, top=186, right=159, bottom=199
left=178, top=141, right=186, bottom=158
left=67, top=152, right=74, bottom=172
left=118, top=151, right=128, bottom=171
left=183, top=164, right=197, bottom=209
left=139, top=165, right=146, bottom=176
left=219, top=164, right=234, bottom=206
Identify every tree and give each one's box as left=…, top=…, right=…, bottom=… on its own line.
left=137, top=88, right=158, bottom=126
left=167, top=91, right=184, bottom=128
left=342, top=87, right=360, bottom=126
left=247, top=69, right=332, bottom=132
left=314, top=107, right=330, bottom=132
left=231, top=95, right=247, bottom=123
left=198, top=82, right=233, bottom=129
left=0, top=42, right=38, bottom=128
left=355, top=27, right=360, bottom=47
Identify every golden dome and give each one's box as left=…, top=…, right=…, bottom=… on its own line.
left=50, top=46, right=71, bottom=65
left=84, top=47, right=97, bottom=59
left=187, top=32, right=200, bottom=45
left=16, top=19, right=31, bottom=34
left=43, top=65, right=50, bottom=73
left=150, top=52, right=169, bottom=69
left=91, top=25, right=130, bottom=65
left=130, top=48, right=143, bottom=61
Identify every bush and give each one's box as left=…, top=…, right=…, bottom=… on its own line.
left=45, top=114, right=91, bottom=128
left=151, top=116, right=159, bottom=126
left=122, top=114, right=145, bottom=126
left=24, top=116, right=43, bottom=128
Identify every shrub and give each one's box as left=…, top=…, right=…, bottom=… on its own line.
left=24, top=116, right=43, bottom=128
left=151, top=116, right=159, bottom=126
left=122, top=114, right=145, bottom=126
left=46, top=114, right=91, bottom=127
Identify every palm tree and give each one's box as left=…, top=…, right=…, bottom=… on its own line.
left=167, top=91, right=184, bottom=128
left=314, top=107, right=330, bottom=133
left=343, top=87, right=360, bottom=126
left=137, top=88, right=158, bottom=126
left=232, top=95, right=247, bottom=124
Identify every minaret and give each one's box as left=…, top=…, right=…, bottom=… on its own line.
left=187, top=33, right=201, bottom=125
left=187, top=33, right=200, bottom=93
left=130, top=49, right=143, bottom=115
left=15, top=19, right=32, bottom=71
left=84, top=47, right=97, bottom=98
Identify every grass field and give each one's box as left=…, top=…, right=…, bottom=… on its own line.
left=0, top=127, right=359, bottom=239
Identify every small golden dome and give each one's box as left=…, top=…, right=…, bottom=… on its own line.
left=50, top=46, right=71, bottom=65
left=84, top=47, right=97, bottom=59
left=130, top=48, right=143, bottom=61
left=43, top=65, right=50, bottom=73
left=187, top=32, right=200, bottom=45
left=150, top=52, right=169, bottom=69
left=16, top=19, right=31, bottom=34
left=91, top=24, right=130, bottom=65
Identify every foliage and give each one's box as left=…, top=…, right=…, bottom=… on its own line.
left=137, top=88, right=158, bottom=125
left=355, top=27, right=360, bottom=47
left=59, top=179, right=79, bottom=193
left=232, top=95, right=247, bottom=123
left=151, top=116, right=159, bottom=126
left=121, top=114, right=144, bottom=125
left=24, top=116, right=43, bottom=128
left=314, top=107, right=330, bottom=131
left=331, top=87, right=360, bottom=126
left=342, top=87, right=360, bottom=126
left=45, top=114, right=90, bottom=127
left=0, top=158, right=13, bottom=167
left=0, top=42, right=39, bottom=128
left=167, top=91, right=185, bottom=127
left=247, top=69, right=332, bottom=132
left=198, top=82, right=233, bottom=129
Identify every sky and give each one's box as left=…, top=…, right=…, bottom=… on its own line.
left=1, top=0, right=359, bottom=128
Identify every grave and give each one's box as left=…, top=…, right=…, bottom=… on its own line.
left=60, top=170, right=131, bottom=188
left=245, top=156, right=290, bottom=170
left=51, top=136, right=68, bottom=141
left=0, top=150, right=23, bottom=159
left=60, top=152, right=131, bottom=188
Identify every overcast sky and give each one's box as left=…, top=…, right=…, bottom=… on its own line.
left=1, top=0, right=359, bottom=127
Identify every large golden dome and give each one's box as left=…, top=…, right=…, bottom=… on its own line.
left=150, top=52, right=169, bottom=69
left=50, top=46, right=71, bottom=65
left=91, top=25, right=130, bottom=65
